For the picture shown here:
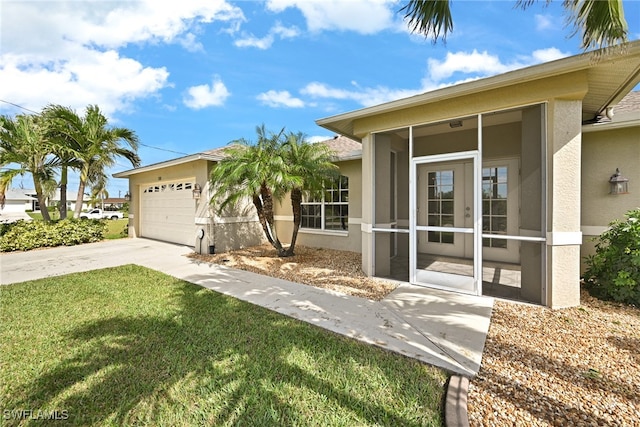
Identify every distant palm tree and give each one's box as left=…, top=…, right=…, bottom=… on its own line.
left=0, top=114, right=59, bottom=222
left=401, top=0, right=628, bottom=51
left=210, top=125, right=292, bottom=256
left=47, top=105, right=140, bottom=218
left=281, top=131, right=338, bottom=256
left=89, top=178, right=109, bottom=209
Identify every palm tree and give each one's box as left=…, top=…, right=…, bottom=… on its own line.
left=47, top=105, right=140, bottom=218
left=281, top=131, right=338, bottom=256
left=0, top=114, right=59, bottom=222
left=401, top=0, right=628, bottom=51
left=210, top=126, right=339, bottom=257
left=210, top=125, right=292, bottom=256
left=89, top=175, right=109, bottom=209
left=42, top=105, right=83, bottom=220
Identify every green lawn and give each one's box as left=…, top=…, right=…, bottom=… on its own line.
left=104, top=219, right=128, bottom=239
left=0, top=266, right=447, bottom=426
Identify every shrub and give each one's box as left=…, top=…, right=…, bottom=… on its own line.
left=583, top=208, right=640, bottom=305
left=0, top=219, right=107, bottom=252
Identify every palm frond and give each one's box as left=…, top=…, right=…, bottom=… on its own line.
left=400, top=0, right=453, bottom=42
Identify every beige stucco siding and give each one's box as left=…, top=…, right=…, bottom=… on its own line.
left=125, top=159, right=264, bottom=251
left=581, top=126, right=639, bottom=228
left=580, top=126, right=640, bottom=271
left=126, top=160, right=210, bottom=242
left=273, top=159, right=362, bottom=253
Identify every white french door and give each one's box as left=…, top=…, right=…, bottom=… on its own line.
left=411, top=151, right=481, bottom=295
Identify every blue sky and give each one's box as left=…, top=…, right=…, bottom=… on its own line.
left=1, top=0, right=639, bottom=198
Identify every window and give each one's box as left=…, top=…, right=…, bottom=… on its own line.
left=301, top=175, right=349, bottom=231
left=482, top=166, right=508, bottom=248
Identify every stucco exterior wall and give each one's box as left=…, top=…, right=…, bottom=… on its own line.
left=580, top=125, right=640, bottom=271
left=273, top=159, right=362, bottom=253
left=125, top=160, right=209, bottom=242
left=123, top=159, right=264, bottom=252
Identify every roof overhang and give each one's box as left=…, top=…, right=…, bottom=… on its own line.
left=582, top=117, right=640, bottom=133
left=317, top=41, right=640, bottom=141
left=113, top=153, right=222, bottom=178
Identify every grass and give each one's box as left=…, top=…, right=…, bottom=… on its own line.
left=104, top=219, right=128, bottom=240
left=0, top=265, right=447, bottom=426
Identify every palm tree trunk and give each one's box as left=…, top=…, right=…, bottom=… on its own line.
left=59, top=165, right=67, bottom=220
left=73, top=179, right=86, bottom=218
left=259, top=183, right=286, bottom=256
left=33, top=180, right=51, bottom=223
left=285, top=188, right=302, bottom=257
left=253, top=194, right=277, bottom=247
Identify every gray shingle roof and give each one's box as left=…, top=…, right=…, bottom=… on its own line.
left=319, top=135, right=362, bottom=160
left=613, top=91, right=640, bottom=114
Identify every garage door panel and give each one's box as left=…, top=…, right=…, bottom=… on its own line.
left=140, top=179, right=196, bottom=246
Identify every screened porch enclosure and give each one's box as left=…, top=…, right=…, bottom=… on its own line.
left=371, top=104, right=547, bottom=304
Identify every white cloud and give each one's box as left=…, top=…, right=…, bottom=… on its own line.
left=299, top=47, right=572, bottom=108
left=0, top=50, right=169, bottom=117
left=424, top=48, right=571, bottom=85
left=184, top=77, right=231, bottom=109
left=534, top=14, right=554, bottom=31
left=266, top=0, right=401, bottom=34
left=426, top=50, right=512, bottom=82
left=529, top=47, right=569, bottom=63
left=0, top=0, right=244, bottom=115
left=178, top=33, right=205, bottom=52
left=257, top=90, right=305, bottom=108
left=301, top=81, right=420, bottom=107
left=235, top=22, right=300, bottom=49
left=307, top=135, right=334, bottom=143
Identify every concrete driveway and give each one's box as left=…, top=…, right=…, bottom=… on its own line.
left=0, top=238, right=493, bottom=377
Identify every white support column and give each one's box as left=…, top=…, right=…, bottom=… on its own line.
left=361, top=134, right=374, bottom=276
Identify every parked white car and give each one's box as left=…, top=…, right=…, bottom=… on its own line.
left=79, top=209, right=124, bottom=220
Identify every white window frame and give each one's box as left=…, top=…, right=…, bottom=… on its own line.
left=300, top=175, right=349, bottom=233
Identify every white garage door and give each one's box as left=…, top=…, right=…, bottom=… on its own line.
left=140, top=180, right=196, bottom=246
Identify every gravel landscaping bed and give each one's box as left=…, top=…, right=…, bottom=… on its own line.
left=192, top=245, right=639, bottom=426
left=190, top=244, right=397, bottom=300
left=469, top=291, right=639, bottom=427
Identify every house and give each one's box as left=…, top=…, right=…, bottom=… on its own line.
left=0, top=189, right=36, bottom=222
left=116, top=42, right=640, bottom=308
left=21, top=189, right=90, bottom=212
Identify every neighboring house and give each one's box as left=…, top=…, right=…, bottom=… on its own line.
left=23, top=189, right=90, bottom=212
left=0, top=189, right=36, bottom=222
left=116, top=42, right=640, bottom=309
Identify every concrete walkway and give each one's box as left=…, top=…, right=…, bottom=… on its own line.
left=0, top=238, right=493, bottom=377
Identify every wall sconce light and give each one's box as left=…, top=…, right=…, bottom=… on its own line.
left=609, top=168, right=629, bottom=195
left=192, top=183, right=202, bottom=199
left=449, top=120, right=463, bottom=128
left=124, top=191, right=131, bottom=202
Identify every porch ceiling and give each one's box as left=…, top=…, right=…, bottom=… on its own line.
left=317, top=41, right=640, bottom=140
